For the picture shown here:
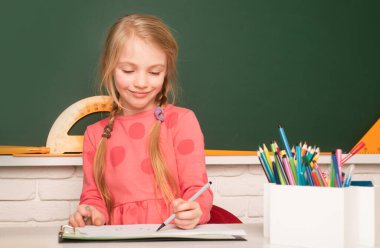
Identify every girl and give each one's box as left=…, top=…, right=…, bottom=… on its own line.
left=68, top=14, right=213, bottom=230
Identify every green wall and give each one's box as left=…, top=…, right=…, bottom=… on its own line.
left=1, top=0, right=379, bottom=152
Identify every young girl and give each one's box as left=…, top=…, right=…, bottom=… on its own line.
left=68, top=14, right=213, bottom=230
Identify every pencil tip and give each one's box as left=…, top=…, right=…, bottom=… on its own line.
left=209, top=181, right=212, bottom=185
left=156, top=223, right=165, bottom=232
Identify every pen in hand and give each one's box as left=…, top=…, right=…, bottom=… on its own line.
left=156, top=181, right=212, bottom=232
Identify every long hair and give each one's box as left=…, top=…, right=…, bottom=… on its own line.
left=93, top=14, right=179, bottom=222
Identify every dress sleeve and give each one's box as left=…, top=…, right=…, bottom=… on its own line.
left=173, top=110, right=213, bottom=224
left=80, top=128, right=109, bottom=223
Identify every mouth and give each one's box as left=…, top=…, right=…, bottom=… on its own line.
left=129, top=90, right=151, bottom=98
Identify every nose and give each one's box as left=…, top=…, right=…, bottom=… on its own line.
left=133, top=72, right=148, bottom=88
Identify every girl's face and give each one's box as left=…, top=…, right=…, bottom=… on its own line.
left=114, top=36, right=167, bottom=115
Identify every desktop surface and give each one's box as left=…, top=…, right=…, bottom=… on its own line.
left=0, top=223, right=273, bottom=248
left=1, top=223, right=379, bottom=248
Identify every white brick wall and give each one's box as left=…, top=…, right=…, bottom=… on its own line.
left=0, top=162, right=379, bottom=227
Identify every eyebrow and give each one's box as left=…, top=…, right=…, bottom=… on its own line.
left=118, top=62, right=166, bottom=69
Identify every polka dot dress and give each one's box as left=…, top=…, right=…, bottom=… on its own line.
left=80, top=104, right=213, bottom=225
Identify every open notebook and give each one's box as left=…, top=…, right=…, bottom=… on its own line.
left=59, top=224, right=247, bottom=242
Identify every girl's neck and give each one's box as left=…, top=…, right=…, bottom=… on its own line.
left=120, top=108, right=151, bottom=116
left=119, top=104, right=160, bottom=117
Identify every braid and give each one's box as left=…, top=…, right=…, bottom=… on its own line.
left=150, top=84, right=179, bottom=207
left=149, top=120, right=178, bottom=206
left=93, top=103, right=119, bottom=223
left=156, top=82, right=168, bottom=106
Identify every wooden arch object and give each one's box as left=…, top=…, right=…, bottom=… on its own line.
left=46, top=96, right=113, bottom=154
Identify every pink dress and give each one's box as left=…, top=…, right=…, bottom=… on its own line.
left=80, top=104, right=213, bottom=225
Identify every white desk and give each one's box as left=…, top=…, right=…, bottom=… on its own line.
left=0, top=223, right=280, bottom=248
left=1, top=223, right=379, bottom=248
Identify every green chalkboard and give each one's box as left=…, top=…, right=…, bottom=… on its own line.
left=1, top=0, right=379, bottom=152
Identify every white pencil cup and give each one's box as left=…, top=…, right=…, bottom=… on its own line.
left=264, top=183, right=380, bottom=248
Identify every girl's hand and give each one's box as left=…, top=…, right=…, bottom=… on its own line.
left=172, top=198, right=202, bottom=230
left=68, top=204, right=105, bottom=227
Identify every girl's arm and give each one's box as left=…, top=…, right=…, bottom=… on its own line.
left=78, top=128, right=109, bottom=224
left=173, top=110, right=213, bottom=225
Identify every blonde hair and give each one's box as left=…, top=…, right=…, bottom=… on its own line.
left=93, top=14, right=179, bottom=223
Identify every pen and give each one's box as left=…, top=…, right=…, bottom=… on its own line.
left=313, top=162, right=328, bottom=187
left=258, top=147, right=275, bottom=182
left=311, top=171, right=322, bottom=186
left=263, top=144, right=273, bottom=170
left=343, top=164, right=355, bottom=187
left=271, top=143, right=287, bottom=185
left=274, top=152, right=289, bottom=185
left=282, top=155, right=295, bottom=185
left=272, top=161, right=281, bottom=184
left=156, top=181, right=212, bottom=232
left=341, top=141, right=365, bottom=165
left=335, top=149, right=343, bottom=182
left=258, top=155, right=271, bottom=182
left=278, top=125, right=293, bottom=157
left=288, top=157, right=298, bottom=185
left=303, top=157, right=314, bottom=186
left=296, top=145, right=305, bottom=186
left=332, top=153, right=342, bottom=187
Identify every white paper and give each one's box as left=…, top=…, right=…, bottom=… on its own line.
left=70, top=224, right=246, bottom=239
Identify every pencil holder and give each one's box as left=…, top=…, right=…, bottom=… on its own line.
left=263, top=183, right=380, bottom=248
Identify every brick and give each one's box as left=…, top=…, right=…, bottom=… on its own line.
left=70, top=201, right=80, bottom=214
left=248, top=164, right=265, bottom=175
left=208, top=177, right=219, bottom=195
left=0, top=221, right=34, bottom=227
left=0, top=220, right=68, bottom=228
left=206, top=164, right=248, bottom=177
left=217, top=174, right=267, bottom=196
left=0, top=201, right=70, bottom=222
left=0, top=179, right=36, bottom=200
left=352, top=165, right=380, bottom=174
left=33, top=220, right=68, bottom=227
left=75, top=167, right=83, bottom=177
left=206, top=165, right=224, bottom=176
left=0, top=167, right=75, bottom=179
left=248, top=196, right=263, bottom=217
left=239, top=216, right=263, bottom=224
left=220, top=165, right=248, bottom=176
left=38, top=179, right=82, bottom=200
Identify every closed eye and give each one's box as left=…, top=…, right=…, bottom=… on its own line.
left=122, top=70, right=134, bottom=74
left=150, top=72, right=161, bottom=76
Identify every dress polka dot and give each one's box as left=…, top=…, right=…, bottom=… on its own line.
left=177, top=139, right=195, bottom=155
left=129, top=122, right=145, bottom=139
left=141, top=158, right=154, bottom=174
left=110, top=146, right=126, bottom=167
left=166, top=112, right=178, bottom=128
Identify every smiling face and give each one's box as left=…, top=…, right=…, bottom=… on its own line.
left=113, top=35, right=167, bottom=115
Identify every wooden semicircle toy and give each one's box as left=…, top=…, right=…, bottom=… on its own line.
left=46, top=95, right=113, bottom=154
